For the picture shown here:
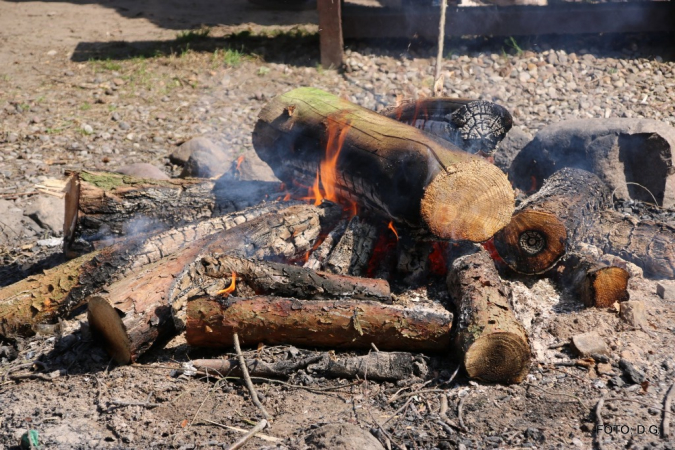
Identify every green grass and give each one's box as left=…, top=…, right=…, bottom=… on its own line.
left=80, top=102, right=92, bottom=111
left=176, top=28, right=211, bottom=44
left=257, top=66, right=270, bottom=77
left=504, top=37, right=523, bottom=56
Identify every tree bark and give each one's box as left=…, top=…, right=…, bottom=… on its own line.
left=380, top=98, right=513, bottom=155
left=85, top=203, right=334, bottom=364
left=185, top=296, right=453, bottom=353
left=252, top=87, right=514, bottom=242
left=447, top=248, right=531, bottom=384
left=493, top=168, right=611, bottom=274
left=585, top=210, right=675, bottom=279
left=560, top=251, right=630, bottom=308
left=64, top=170, right=283, bottom=256
left=172, top=253, right=392, bottom=303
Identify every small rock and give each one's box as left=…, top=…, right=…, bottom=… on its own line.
left=81, top=124, right=93, bottom=135
left=305, top=423, right=384, bottom=450
left=116, top=163, right=170, bottom=180
left=608, top=376, right=625, bottom=388
left=47, top=49, right=57, bottom=56
left=657, top=282, right=675, bottom=301
left=572, top=332, right=609, bottom=357
left=177, top=137, right=232, bottom=178
left=619, top=359, right=646, bottom=384
left=118, top=121, right=131, bottom=131
left=596, top=363, right=614, bottom=376
left=24, top=195, right=65, bottom=234
left=620, top=301, right=647, bottom=328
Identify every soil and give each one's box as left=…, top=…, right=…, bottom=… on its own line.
left=2, top=1, right=675, bottom=449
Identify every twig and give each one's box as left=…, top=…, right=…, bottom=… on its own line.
left=548, top=341, right=568, bottom=349
left=527, top=384, right=587, bottom=410
left=438, top=394, right=464, bottom=431
left=197, top=419, right=281, bottom=443
left=458, top=392, right=469, bottom=432
left=388, top=388, right=448, bottom=404
left=663, top=382, right=675, bottom=438
left=226, top=418, right=267, bottom=450
left=594, top=395, right=606, bottom=450
left=444, top=365, right=460, bottom=386
left=109, top=400, right=160, bottom=408
left=233, top=333, right=271, bottom=420
left=382, top=397, right=414, bottom=427
left=433, top=0, right=448, bottom=97
left=371, top=342, right=380, bottom=352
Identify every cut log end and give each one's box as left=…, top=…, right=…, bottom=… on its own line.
left=421, top=160, right=514, bottom=242
left=464, top=332, right=531, bottom=384
left=582, top=266, right=630, bottom=308
left=493, top=209, right=567, bottom=274
left=87, top=296, right=132, bottom=364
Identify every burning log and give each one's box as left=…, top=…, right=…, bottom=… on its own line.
left=86, top=203, right=335, bottom=363
left=381, top=98, right=513, bottom=155
left=64, top=170, right=283, bottom=256
left=253, top=87, right=514, bottom=242
left=447, top=247, right=531, bottom=384
left=169, top=253, right=392, bottom=305
left=185, top=296, right=453, bottom=353
left=324, top=216, right=377, bottom=276
left=304, top=219, right=348, bottom=271
left=560, top=251, right=630, bottom=308
left=493, top=168, right=611, bottom=274
left=0, top=203, right=290, bottom=339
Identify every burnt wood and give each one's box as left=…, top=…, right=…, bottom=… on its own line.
left=561, top=251, right=630, bottom=308
left=253, top=87, right=514, bottom=242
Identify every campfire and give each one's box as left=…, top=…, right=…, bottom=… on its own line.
left=1, top=87, right=673, bottom=391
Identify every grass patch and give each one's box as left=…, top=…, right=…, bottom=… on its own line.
left=80, top=102, right=92, bottom=111
left=504, top=37, right=523, bottom=56
left=257, top=66, right=270, bottom=77
left=176, top=28, right=211, bottom=44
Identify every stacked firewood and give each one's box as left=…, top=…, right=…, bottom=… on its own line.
left=2, top=87, right=672, bottom=385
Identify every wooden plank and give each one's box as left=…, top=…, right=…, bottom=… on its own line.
left=341, top=3, right=675, bottom=39
left=317, top=0, right=344, bottom=69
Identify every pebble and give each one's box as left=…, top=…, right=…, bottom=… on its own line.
left=572, top=332, right=609, bottom=356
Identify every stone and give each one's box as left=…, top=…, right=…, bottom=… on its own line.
left=596, top=363, right=614, bottom=376
left=657, top=282, right=675, bottom=301
left=571, top=332, right=609, bottom=357
left=619, top=358, right=646, bottom=384
left=619, top=301, right=647, bottom=329
left=509, top=119, right=675, bottom=208
left=116, top=163, right=170, bottom=180
left=304, top=423, right=384, bottom=450
left=494, top=127, right=533, bottom=173
left=24, top=195, right=65, bottom=235
left=179, top=137, right=233, bottom=178
left=229, top=152, right=278, bottom=182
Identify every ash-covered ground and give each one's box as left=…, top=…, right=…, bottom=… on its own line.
left=1, top=1, right=675, bottom=449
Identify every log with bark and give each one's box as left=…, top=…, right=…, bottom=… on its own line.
left=185, top=296, right=453, bottom=353
left=87, top=203, right=336, bottom=363
left=64, top=170, right=283, bottom=256
left=560, top=251, right=630, bottom=308
left=447, top=247, right=531, bottom=384
left=381, top=98, right=513, bottom=156
left=252, top=87, right=514, bottom=242
left=0, top=203, right=289, bottom=339
left=493, top=168, right=611, bottom=274
left=169, top=253, right=392, bottom=305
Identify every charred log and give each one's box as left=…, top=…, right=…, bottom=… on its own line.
left=493, top=168, right=611, bottom=274
left=190, top=355, right=324, bottom=378
left=560, top=251, right=630, bottom=308
left=381, top=98, right=513, bottom=155
left=186, top=296, right=453, bottom=353
left=324, top=216, right=377, bottom=276
left=170, top=253, right=392, bottom=305
left=447, top=248, right=531, bottom=384
left=253, top=87, right=514, bottom=242
left=86, top=204, right=333, bottom=363
left=64, top=170, right=283, bottom=256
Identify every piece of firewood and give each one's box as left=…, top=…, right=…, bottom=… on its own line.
left=312, top=351, right=428, bottom=381
left=169, top=253, right=392, bottom=306
left=87, top=204, right=335, bottom=363
left=493, top=168, right=611, bottom=274
left=253, top=87, right=514, bottom=242
left=64, top=170, right=283, bottom=256
left=324, top=216, right=377, bottom=276
left=585, top=210, right=675, bottom=279
left=560, top=251, right=630, bottom=308
left=190, top=355, right=324, bottom=378
left=447, top=247, right=531, bottom=384
left=0, top=202, right=288, bottom=339
left=185, top=296, right=453, bottom=352
left=304, top=219, right=348, bottom=271
left=381, top=98, right=513, bottom=155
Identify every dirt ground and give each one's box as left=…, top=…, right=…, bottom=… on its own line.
left=2, top=1, right=675, bottom=449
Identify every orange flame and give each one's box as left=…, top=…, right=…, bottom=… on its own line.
left=235, top=155, right=245, bottom=176
left=388, top=221, right=399, bottom=241
left=283, top=193, right=291, bottom=201
left=217, top=272, right=236, bottom=296
left=304, top=114, right=357, bottom=216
